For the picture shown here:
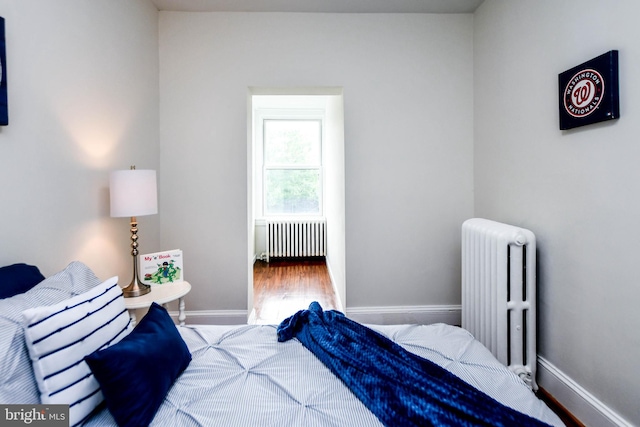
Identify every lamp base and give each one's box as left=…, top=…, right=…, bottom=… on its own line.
left=122, top=278, right=151, bottom=298
left=122, top=216, right=151, bottom=298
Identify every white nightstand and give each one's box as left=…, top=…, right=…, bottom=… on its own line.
left=123, top=280, right=191, bottom=327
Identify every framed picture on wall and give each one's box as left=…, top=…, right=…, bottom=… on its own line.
left=558, top=50, right=619, bottom=130
left=0, top=17, right=7, bottom=126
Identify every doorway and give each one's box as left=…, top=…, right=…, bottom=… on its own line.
left=247, top=88, right=346, bottom=324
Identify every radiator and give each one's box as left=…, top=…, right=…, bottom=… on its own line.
left=266, top=219, right=326, bottom=261
left=461, top=218, right=538, bottom=391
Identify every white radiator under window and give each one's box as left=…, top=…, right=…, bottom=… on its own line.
left=461, top=218, right=538, bottom=391
left=266, top=219, right=326, bottom=262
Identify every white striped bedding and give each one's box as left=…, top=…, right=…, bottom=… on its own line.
left=0, top=260, right=563, bottom=426
left=84, top=322, right=565, bottom=427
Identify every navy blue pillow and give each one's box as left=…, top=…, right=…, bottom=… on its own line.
left=0, top=263, right=45, bottom=299
left=85, top=303, right=191, bottom=427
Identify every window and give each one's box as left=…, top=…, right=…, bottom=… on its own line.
left=261, top=117, right=323, bottom=216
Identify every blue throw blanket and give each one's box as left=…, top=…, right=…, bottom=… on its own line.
left=278, top=302, right=551, bottom=427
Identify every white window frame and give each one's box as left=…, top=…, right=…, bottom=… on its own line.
left=254, top=107, right=325, bottom=219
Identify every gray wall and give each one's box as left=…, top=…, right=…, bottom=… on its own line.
left=0, top=0, right=160, bottom=281
left=158, top=12, right=475, bottom=312
left=3, top=1, right=633, bottom=423
left=474, top=0, right=640, bottom=424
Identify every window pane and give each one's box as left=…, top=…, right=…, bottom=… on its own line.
left=265, top=169, right=320, bottom=215
left=264, top=120, right=321, bottom=165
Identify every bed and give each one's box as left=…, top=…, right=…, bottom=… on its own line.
left=0, top=262, right=564, bottom=427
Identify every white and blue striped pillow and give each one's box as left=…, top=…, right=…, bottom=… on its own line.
left=0, top=261, right=103, bottom=405
left=22, top=276, right=133, bottom=427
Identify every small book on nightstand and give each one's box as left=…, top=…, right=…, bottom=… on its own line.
left=139, top=249, right=183, bottom=285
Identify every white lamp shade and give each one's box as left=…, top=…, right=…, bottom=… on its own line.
left=109, top=169, right=158, bottom=218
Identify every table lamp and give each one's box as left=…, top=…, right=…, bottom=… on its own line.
left=109, top=166, right=158, bottom=297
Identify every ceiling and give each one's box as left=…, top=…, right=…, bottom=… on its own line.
left=149, top=0, right=484, bottom=14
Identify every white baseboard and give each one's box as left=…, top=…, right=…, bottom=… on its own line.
left=345, top=305, right=461, bottom=325
left=538, top=356, right=632, bottom=427
left=174, top=304, right=461, bottom=326
left=169, top=309, right=248, bottom=325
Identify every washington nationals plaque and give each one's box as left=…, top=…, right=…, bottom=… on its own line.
left=558, top=50, right=619, bottom=130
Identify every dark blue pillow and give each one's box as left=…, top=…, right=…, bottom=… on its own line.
left=85, top=303, right=191, bottom=427
left=0, top=263, right=45, bottom=299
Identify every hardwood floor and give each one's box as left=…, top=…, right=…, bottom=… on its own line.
left=252, top=258, right=339, bottom=325
left=537, top=388, right=585, bottom=427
